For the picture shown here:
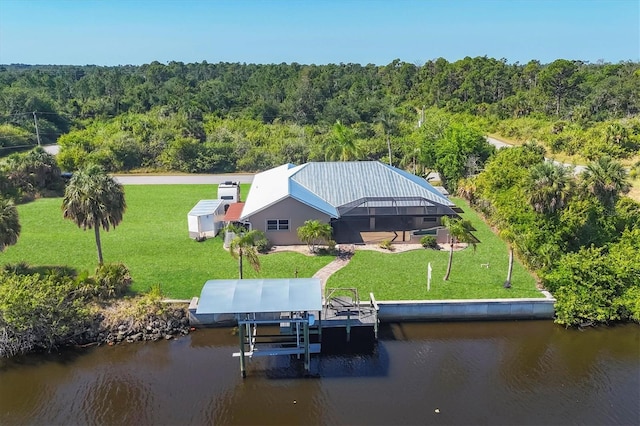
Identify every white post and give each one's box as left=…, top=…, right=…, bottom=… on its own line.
left=427, top=262, right=432, bottom=291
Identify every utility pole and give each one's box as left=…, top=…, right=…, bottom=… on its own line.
left=32, top=111, right=41, bottom=146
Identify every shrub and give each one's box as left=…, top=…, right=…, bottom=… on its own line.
left=0, top=271, right=91, bottom=357
left=379, top=240, right=394, bottom=251
left=420, top=235, right=438, bottom=249
left=255, top=235, right=272, bottom=254
left=78, top=263, right=132, bottom=300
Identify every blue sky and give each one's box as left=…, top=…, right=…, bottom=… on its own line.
left=0, top=0, right=638, bottom=66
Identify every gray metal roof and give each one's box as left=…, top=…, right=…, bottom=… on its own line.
left=292, top=162, right=455, bottom=209
left=188, top=199, right=224, bottom=217
left=196, top=278, right=322, bottom=314
left=240, top=161, right=455, bottom=221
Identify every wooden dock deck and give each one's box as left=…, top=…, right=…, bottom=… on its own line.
left=320, top=291, right=379, bottom=339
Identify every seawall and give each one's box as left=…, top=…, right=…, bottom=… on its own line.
left=376, top=291, right=555, bottom=322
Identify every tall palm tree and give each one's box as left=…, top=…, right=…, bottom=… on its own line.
left=442, top=216, right=476, bottom=281
left=326, top=120, right=358, bottom=161
left=0, top=197, right=20, bottom=252
left=228, top=227, right=266, bottom=279
left=62, top=164, right=126, bottom=264
left=376, top=111, right=397, bottom=166
left=581, top=155, right=630, bottom=211
left=525, top=161, right=573, bottom=215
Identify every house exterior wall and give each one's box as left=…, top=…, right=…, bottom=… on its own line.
left=245, top=197, right=332, bottom=245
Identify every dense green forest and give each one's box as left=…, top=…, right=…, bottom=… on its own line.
left=1, top=57, right=639, bottom=327
left=1, top=58, right=639, bottom=174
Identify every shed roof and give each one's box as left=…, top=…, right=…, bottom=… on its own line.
left=188, top=199, right=224, bottom=217
left=196, top=278, right=322, bottom=314
left=223, top=202, right=245, bottom=222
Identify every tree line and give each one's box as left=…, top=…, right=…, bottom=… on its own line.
left=460, top=144, right=639, bottom=326
left=1, top=58, right=639, bottom=169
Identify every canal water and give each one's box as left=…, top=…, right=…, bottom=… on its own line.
left=1, top=321, right=638, bottom=425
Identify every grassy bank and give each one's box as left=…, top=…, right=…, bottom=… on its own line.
left=4, top=186, right=540, bottom=300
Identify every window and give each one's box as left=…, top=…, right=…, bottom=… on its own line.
left=267, top=219, right=289, bottom=231
left=423, top=217, right=437, bottom=223
left=220, top=195, right=234, bottom=200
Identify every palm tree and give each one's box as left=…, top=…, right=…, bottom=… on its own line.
left=21, top=147, right=61, bottom=189
left=228, top=227, right=266, bottom=279
left=499, top=228, right=516, bottom=289
left=326, top=120, right=358, bottom=161
left=442, top=216, right=476, bottom=281
left=581, top=155, right=630, bottom=211
left=62, top=164, right=126, bottom=264
left=456, top=177, right=477, bottom=205
left=525, top=161, right=573, bottom=215
left=297, top=219, right=332, bottom=253
left=376, top=111, right=397, bottom=166
left=0, top=197, right=20, bottom=252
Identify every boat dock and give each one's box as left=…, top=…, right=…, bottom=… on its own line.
left=191, top=278, right=378, bottom=377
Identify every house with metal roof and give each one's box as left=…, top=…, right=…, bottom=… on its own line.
left=239, top=161, right=462, bottom=245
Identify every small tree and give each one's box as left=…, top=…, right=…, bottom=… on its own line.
left=0, top=197, right=20, bottom=252
left=297, top=220, right=333, bottom=253
left=442, top=216, right=476, bottom=281
left=228, top=226, right=266, bottom=279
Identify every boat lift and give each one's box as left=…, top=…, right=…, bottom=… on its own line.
left=195, top=278, right=323, bottom=378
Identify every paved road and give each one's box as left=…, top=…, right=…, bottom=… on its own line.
left=113, top=174, right=254, bottom=185
left=44, top=140, right=590, bottom=181
left=486, top=136, right=512, bottom=149
left=486, top=136, right=587, bottom=175
left=42, top=144, right=60, bottom=155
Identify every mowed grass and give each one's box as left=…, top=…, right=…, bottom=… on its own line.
left=328, top=198, right=542, bottom=300
left=2, top=185, right=332, bottom=299
left=4, top=186, right=541, bottom=301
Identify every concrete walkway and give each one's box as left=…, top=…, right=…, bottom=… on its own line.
left=313, top=256, right=352, bottom=295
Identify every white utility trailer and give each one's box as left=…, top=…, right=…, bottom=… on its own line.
left=188, top=199, right=226, bottom=240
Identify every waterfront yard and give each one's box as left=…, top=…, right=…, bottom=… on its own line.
left=328, top=198, right=541, bottom=300
left=3, top=185, right=540, bottom=300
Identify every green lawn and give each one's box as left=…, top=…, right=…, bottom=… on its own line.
left=3, top=186, right=541, bottom=300
left=2, top=185, right=332, bottom=299
left=328, top=198, right=541, bottom=300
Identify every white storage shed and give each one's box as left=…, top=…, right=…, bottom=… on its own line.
left=188, top=200, right=226, bottom=240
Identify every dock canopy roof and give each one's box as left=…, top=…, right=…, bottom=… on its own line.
left=196, top=278, right=322, bottom=315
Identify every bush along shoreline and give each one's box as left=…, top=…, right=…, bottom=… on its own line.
left=0, top=263, right=191, bottom=358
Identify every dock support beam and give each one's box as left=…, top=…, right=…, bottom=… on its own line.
left=346, top=309, right=351, bottom=342
left=238, top=322, right=246, bottom=378
left=303, top=313, right=310, bottom=373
